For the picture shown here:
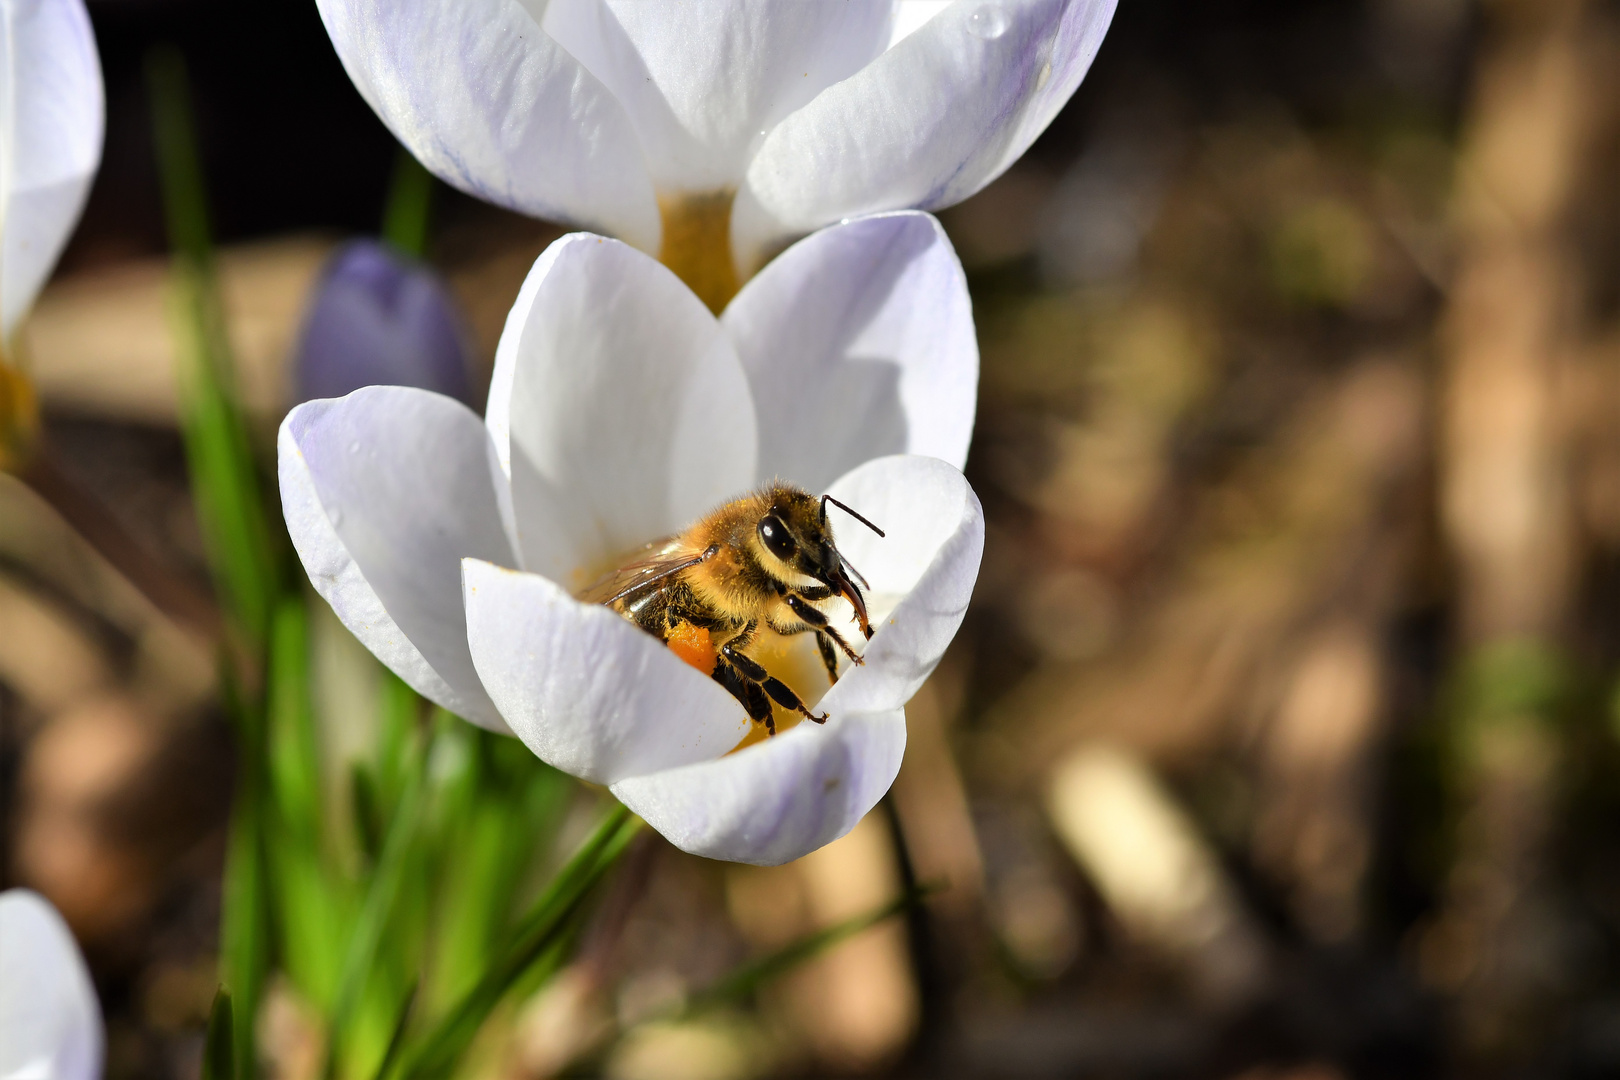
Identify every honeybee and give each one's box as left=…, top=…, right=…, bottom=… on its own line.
left=580, top=483, right=884, bottom=736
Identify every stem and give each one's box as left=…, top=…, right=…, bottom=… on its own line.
left=381, top=149, right=434, bottom=260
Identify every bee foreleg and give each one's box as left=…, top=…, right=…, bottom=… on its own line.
left=820, top=624, right=864, bottom=666
left=782, top=593, right=829, bottom=628
left=782, top=596, right=865, bottom=669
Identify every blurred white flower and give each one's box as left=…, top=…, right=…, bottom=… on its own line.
left=1, top=0, right=103, bottom=342
left=279, top=213, right=983, bottom=864
left=314, top=0, right=1115, bottom=286
left=0, top=889, right=103, bottom=1080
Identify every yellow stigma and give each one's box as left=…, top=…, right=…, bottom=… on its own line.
left=658, top=190, right=740, bottom=315
left=0, top=342, right=40, bottom=474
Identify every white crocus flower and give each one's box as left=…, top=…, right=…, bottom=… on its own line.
left=0, top=890, right=103, bottom=1080
left=0, top=0, right=103, bottom=469
left=1, top=0, right=103, bottom=343
left=279, top=213, right=982, bottom=865
left=315, top=0, right=1115, bottom=306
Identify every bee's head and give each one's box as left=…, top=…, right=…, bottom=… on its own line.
left=753, top=485, right=884, bottom=638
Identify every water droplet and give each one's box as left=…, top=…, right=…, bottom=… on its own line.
left=967, top=3, right=1009, bottom=40
left=348, top=440, right=361, bottom=454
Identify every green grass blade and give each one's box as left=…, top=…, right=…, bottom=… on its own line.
left=683, top=883, right=938, bottom=1017
left=202, top=988, right=235, bottom=1080
left=217, top=671, right=269, bottom=1075
left=219, top=781, right=267, bottom=1072
left=146, top=45, right=278, bottom=650
left=146, top=46, right=213, bottom=269
left=325, top=741, right=432, bottom=1074
left=267, top=598, right=321, bottom=839
left=399, top=805, right=641, bottom=1079
left=268, top=840, right=351, bottom=1012
left=372, top=981, right=419, bottom=1080
left=350, top=761, right=383, bottom=866
left=546, top=887, right=930, bottom=1080
left=426, top=731, right=569, bottom=1015
left=264, top=597, right=353, bottom=1003
left=374, top=672, right=421, bottom=820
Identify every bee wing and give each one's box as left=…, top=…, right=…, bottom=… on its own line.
left=578, top=537, right=710, bottom=607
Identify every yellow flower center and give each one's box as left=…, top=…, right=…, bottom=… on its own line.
left=658, top=191, right=740, bottom=315
left=0, top=343, right=40, bottom=473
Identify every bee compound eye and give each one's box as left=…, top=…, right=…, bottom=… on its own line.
left=758, top=515, right=797, bottom=560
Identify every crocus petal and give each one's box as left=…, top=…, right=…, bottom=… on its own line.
left=722, top=212, right=976, bottom=493
left=485, top=233, right=756, bottom=583
left=817, top=455, right=983, bottom=715
left=890, top=1, right=953, bottom=47
left=611, top=707, right=906, bottom=866
left=280, top=386, right=514, bottom=731
left=0, top=890, right=102, bottom=1080
left=542, top=0, right=892, bottom=192
left=734, top=0, right=1117, bottom=266
left=463, top=558, right=751, bottom=784
left=314, top=0, right=660, bottom=251
left=293, top=240, right=474, bottom=407
left=0, top=0, right=103, bottom=340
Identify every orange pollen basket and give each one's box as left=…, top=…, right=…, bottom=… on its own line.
left=666, top=619, right=718, bottom=676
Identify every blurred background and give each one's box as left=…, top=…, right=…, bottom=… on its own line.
left=5, top=0, right=1620, bottom=1076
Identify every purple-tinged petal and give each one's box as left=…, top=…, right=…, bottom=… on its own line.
left=280, top=386, right=513, bottom=731
left=484, top=233, right=756, bottom=583
left=722, top=212, right=976, bottom=494
left=816, top=455, right=984, bottom=717
left=314, top=0, right=660, bottom=251
left=734, top=0, right=1116, bottom=268
left=542, top=0, right=893, bottom=192
left=611, top=707, right=906, bottom=866
left=293, top=240, right=474, bottom=407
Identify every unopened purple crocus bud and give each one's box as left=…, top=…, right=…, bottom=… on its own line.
left=293, top=239, right=475, bottom=406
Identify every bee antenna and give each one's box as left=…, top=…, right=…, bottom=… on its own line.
left=840, top=554, right=872, bottom=592
left=821, top=495, right=885, bottom=538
